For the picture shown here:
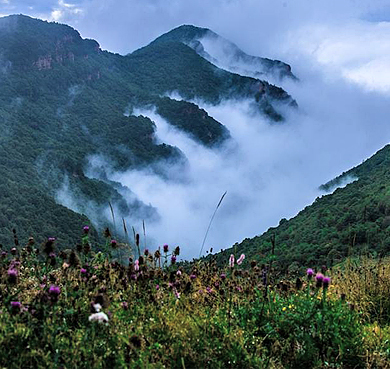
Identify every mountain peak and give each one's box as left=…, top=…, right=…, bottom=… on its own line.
left=152, top=23, right=296, bottom=81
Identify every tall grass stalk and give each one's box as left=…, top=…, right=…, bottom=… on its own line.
left=199, top=191, right=227, bottom=258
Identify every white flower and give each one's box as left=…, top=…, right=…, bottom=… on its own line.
left=93, top=303, right=102, bottom=312
left=88, top=312, right=109, bottom=324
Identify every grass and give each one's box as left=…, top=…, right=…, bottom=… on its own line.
left=0, top=230, right=389, bottom=368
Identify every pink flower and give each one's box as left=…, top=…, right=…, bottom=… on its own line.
left=229, top=254, right=235, bottom=268
left=237, top=254, right=245, bottom=265
left=134, top=260, right=139, bottom=271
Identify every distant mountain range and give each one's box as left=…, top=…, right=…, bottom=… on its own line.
left=0, top=14, right=296, bottom=248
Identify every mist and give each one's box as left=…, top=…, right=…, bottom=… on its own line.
left=84, top=49, right=390, bottom=260
left=3, top=1, right=390, bottom=260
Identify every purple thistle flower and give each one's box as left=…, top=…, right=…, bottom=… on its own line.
left=7, top=269, right=18, bottom=277
left=10, top=248, right=17, bottom=255
left=156, top=284, right=160, bottom=290
left=130, top=274, right=137, bottom=281
left=122, top=301, right=129, bottom=310
left=80, top=268, right=87, bottom=274
left=49, top=285, right=61, bottom=296
left=10, top=301, right=21, bottom=313
left=48, top=237, right=56, bottom=242
left=315, top=273, right=324, bottom=288
left=1, top=251, right=7, bottom=258
left=7, top=269, right=18, bottom=283
left=171, top=255, right=176, bottom=265
left=306, top=268, right=314, bottom=278
left=220, top=273, right=226, bottom=280
left=206, top=287, right=212, bottom=293
left=110, top=239, right=117, bottom=247
left=323, top=276, right=331, bottom=288
left=144, top=248, right=149, bottom=256
left=83, top=226, right=90, bottom=234
left=190, top=274, right=196, bottom=280
left=163, top=244, right=169, bottom=253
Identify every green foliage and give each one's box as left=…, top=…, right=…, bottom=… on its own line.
left=0, top=239, right=379, bottom=369
left=211, top=144, right=390, bottom=276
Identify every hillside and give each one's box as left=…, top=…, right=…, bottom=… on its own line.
left=0, top=15, right=296, bottom=248
left=209, top=144, right=390, bottom=274
left=152, top=24, right=297, bottom=81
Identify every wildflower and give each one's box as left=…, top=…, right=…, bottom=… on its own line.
left=323, top=276, right=331, bottom=288
left=88, top=312, right=109, bottom=324
left=237, top=254, right=245, bottom=265
left=206, top=287, right=212, bottom=293
left=1, top=251, right=7, bottom=258
left=10, top=248, right=17, bottom=256
left=171, top=255, right=176, bottom=265
left=130, top=274, right=137, bottom=281
left=49, top=285, right=61, bottom=301
left=229, top=254, right=235, bottom=268
left=306, top=268, right=314, bottom=279
left=80, top=268, right=87, bottom=275
left=176, top=270, right=182, bottom=276
left=48, top=237, right=56, bottom=242
left=134, top=260, right=139, bottom=272
left=49, top=285, right=60, bottom=294
left=7, top=269, right=18, bottom=284
left=315, top=273, right=324, bottom=288
left=282, top=307, right=287, bottom=311
left=156, top=284, right=160, bottom=290
left=190, top=274, right=196, bottom=280
left=163, top=244, right=169, bottom=253
left=144, top=249, right=149, bottom=256
left=154, top=250, right=161, bottom=259
left=174, top=246, right=180, bottom=256
left=174, top=290, right=180, bottom=299
left=220, top=273, right=226, bottom=280
left=110, top=240, right=117, bottom=248
left=10, top=301, right=21, bottom=313
left=122, top=302, right=128, bottom=310
left=83, top=226, right=90, bottom=234
left=93, top=303, right=102, bottom=312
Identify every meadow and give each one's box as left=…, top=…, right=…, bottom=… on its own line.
left=0, top=228, right=389, bottom=368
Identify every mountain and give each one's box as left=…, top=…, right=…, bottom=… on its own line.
left=152, top=25, right=297, bottom=81
left=209, top=145, right=390, bottom=274
left=0, top=15, right=296, bottom=249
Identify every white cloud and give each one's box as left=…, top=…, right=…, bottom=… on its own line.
left=285, top=21, right=390, bottom=93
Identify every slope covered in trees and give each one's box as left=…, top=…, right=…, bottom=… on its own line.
left=210, top=145, right=390, bottom=274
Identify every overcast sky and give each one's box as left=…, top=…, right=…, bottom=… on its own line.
left=1, top=0, right=390, bottom=93
left=2, top=0, right=390, bottom=258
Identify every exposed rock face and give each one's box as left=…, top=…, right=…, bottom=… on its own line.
left=34, top=55, right=52, bottom=70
